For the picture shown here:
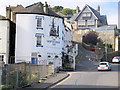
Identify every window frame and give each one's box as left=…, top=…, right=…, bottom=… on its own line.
left=36, top=16, right=44, bottom=29
left=35, top=33, right=44, bottom=47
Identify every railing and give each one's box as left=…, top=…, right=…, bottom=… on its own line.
left=1, top=62, right=53, bottom=89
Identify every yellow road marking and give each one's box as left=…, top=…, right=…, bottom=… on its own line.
left=51, top=72, right=72, bottom=88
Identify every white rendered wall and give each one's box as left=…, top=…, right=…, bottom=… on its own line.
left=16, top=14, right=65, bottom=66
left=0, top=20, right=9, bottom=64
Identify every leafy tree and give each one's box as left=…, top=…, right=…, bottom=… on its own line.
left=52, top=6, right=63, bottom=12
left=61, top=8, right=73, bottom=15
left=83, top=31, right=99, bottom=45
left=72, top=9, right=76, bottom=14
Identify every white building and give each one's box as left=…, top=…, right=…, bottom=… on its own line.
left=0, top=15, right=15, bottom=64
left=64, top=19, right=78, bottom=70
left=15, top=2, right=65, bottom=68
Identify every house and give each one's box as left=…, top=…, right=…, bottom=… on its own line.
left=70, top=4, right=118, bottom=51
left=6, top=5, right=24, bottom=23
left=15, top=2, right=65, bottom=69
left=71, top=5, right=108, bottom=42
left=0, top=15, right=16, bottom=64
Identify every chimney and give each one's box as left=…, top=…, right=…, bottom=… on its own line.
left=6, top=5, right=11, bottom=19
left=43, top=2, right=48, bottom=14
left=98, top=5, right=100, bottom=13
left=76, top=6, right=80, bottom=13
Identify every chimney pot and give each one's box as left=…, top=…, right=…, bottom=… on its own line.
left=98, top=5, right=100, bottom=13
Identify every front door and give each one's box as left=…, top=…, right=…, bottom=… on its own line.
left=0, top=55, right=4, bottom=61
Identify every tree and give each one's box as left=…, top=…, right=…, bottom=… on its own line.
left=61, top=8, right=73, bottom=15
left=52, top=6, right=63, bottom=12
left=83, top=31, right=99, bottom=45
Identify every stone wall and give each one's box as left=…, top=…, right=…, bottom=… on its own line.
left=73, top=29, right=116, bottom=50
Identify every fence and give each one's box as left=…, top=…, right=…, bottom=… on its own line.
left=1, top=62, right=53, bottom=89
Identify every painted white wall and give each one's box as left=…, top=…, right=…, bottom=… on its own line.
left=15, top=14, right=65, bottom=67
left=64, top=20, right=73, bottom=53
left=0, top=20, right=10, bottom=64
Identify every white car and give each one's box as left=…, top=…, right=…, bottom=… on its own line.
left=112, top=56, right=120, bottom=63
left=98, top=62, right=111, bottom=71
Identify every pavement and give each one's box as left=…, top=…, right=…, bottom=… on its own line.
left=23, top=71, right=69, bottom=89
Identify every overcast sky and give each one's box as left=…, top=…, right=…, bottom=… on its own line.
left=0, top=0, right=119, bottom=26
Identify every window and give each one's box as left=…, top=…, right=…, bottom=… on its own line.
left=37, top=18, right=42, bottom=28
left=100, top=63, right=107, bottom=65
left=37, top=35, right=42, bottom=45
left=0, top=55, right=4, bottom=61
left=82, top=12, right=91, bottom=18
left=35, top=33, right=44, bottom=47
left=36, top=16, right=44, bottom=29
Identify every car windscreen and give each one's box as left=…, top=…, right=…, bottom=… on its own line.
left=114, top=57, right=119, bottom=59
left=100, top=63, right=107, bottom=65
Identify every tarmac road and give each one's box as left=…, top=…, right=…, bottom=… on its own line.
left=51, top=43, right=120, bottom=89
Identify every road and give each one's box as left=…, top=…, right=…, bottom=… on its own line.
left=51, top=43, right=119, bottom=89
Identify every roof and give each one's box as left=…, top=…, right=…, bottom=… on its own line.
left=12, top=5, right=24, bottom=12
left=0, top=15, right=6, bottom=19
left=56, top=12, right=72, bottom=18
left=90, top=25, right=117, bottom=31
left=87, top=5, right=101, bottom=20
left=69, top=12, right=80, bottom=22
left=16, top=2, right=61, bottom=18
left=70, top=4, right=108, bottom=25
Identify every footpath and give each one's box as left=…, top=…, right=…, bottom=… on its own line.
left=22, top=71, right=69, bottom=89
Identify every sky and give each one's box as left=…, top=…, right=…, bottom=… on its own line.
left=0, top=0, right=119, bottom=26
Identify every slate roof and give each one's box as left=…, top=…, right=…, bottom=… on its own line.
left=90, top=25, right=117, bottom=31
left=12, top=5, right=24, bottom=12
left=0, top=15, right=6, bottom=19
left=16, top=2, right=61, bottom=18
left=69, top=12, right=80, bottom=22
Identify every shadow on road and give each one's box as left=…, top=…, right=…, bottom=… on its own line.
left=51, top=84, right=118, bottom=90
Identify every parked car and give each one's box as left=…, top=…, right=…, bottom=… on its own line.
left=98, top=62, right=111, bottom=71
left=91, top=47, right=95, bottom=51
left=112, top=56, right=120, bottom=63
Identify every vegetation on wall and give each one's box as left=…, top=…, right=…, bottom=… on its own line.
left=82, top=31, right=99, bottom=45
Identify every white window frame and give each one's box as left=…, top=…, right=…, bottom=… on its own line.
left=35, top=33, right=44, bottom=47
left=36, top=16, right=44, bottom=29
